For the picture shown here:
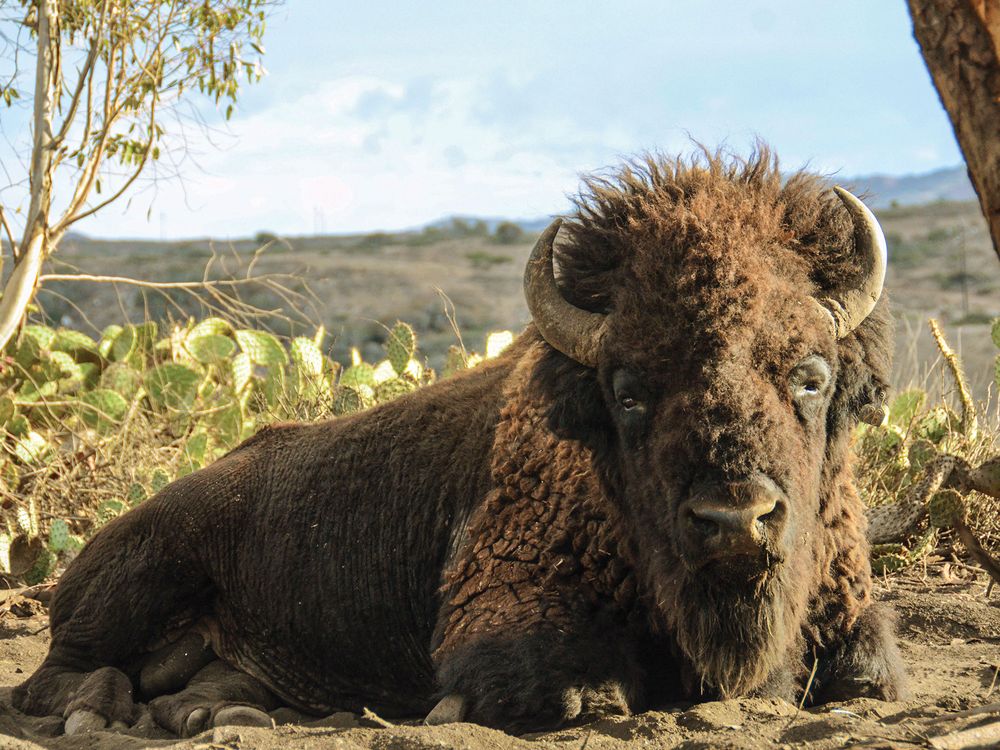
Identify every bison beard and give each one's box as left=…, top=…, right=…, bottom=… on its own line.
left=670, top=565, right=803, bottom=698
left=13, top=147, right=907, bottom=736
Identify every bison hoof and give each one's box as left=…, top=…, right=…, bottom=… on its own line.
left=425, top=694, right=467, bottom=725
left=184, top=708, right=211, bottom=736
left=213, top=705, right=273, bottom=729
left=64, top=709, right=107, bottom=735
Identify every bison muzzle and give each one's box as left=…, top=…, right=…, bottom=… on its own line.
left=13, top=147, right=907, bottom=736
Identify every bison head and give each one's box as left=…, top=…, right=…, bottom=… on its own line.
left=524, top=149, right=892, bottom=697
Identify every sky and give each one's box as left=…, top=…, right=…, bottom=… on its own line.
left=0, top=1, right=965, bottom=239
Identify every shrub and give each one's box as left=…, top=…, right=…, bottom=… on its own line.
left=493, top=221, right=524, bottom=245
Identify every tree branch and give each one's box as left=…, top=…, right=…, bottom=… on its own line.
left=0, top=204, right=16, bottom=258
left=59, top=95, right=157, bottom=228
left=0, top=0, right=59, bottom=352
left=51, top=0, right=110, bottom=154
left=38, top=272, right=300, bottom=290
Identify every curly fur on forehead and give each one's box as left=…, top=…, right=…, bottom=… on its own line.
left=555, top=144, right=861, bottom=318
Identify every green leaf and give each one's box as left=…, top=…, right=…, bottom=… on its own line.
left=340, top=363, right=375, bottom=389
left=97, top=500, right=124, bottom=524
left=80, top=389, right=130, bottom=432
left=180, top=432, right=208, bottom=476
left=14, top=431, right=49, bottom=465
left=211, top=402, right=244, bottom=449
left=48, top=351, right=83, bottom=381
left=52, top=329, right=98, bottom=358
left=992, top=318, right=1000, bottom=349
left=150, top=468, right=170, bottom=493
left=17, top=378, right=58, bottom=403
left=7, top=414, right=30, bottom=438
left=230, top=352, right=253, bottom=393
left=23, top=325, right=56, bottom=351
left=98, top=325, right=123, bottom=358
left=126, top=483, right=148, bottom=507
left=261, top=365, right=286, bottom=407
left=110, top=326, right=137, bottom=362
left=915, top=406, right=957, bottom=444
left=100, top=363, right=144, bottom=401
left=145, top=363, right=201, bottom=412
left=12, top=336, right=41, bottom=368
left=386, top=321, right=416, bottom=375
left=333, top=386, right=364, bottom=415
left=48, top=519, right=70, bottom=553
left=186, top=333, right=236, bottom=364
left=888, top=389, right=926, bottom=428
left=0, top=397, right=14, bottom=426
left=189, top=317, right=232, bottom=338
left=235, top=329, right=287, bottom=367
left=24, top=548, right=55, bottom=585
left=290, top=337, right=323, bottom=377
left=111, top=323, right=158, bottom=365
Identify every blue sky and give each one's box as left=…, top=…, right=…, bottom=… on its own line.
left=0, top=1, right=964, bottom=238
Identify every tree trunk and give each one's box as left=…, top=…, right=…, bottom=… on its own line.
left=908, top=0, right=1000, bottom=260
left=0, top=0, right=59, bottom=351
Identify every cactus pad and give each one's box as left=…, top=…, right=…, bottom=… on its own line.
left=386, top=322, right=416, bottom=375
left=928, top=489, right=964, bottom=528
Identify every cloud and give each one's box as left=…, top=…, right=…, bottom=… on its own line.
left=75, top=73, right=635, bottom=238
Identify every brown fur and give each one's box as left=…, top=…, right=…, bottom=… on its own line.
left=14, top=146, right=904, bottom=735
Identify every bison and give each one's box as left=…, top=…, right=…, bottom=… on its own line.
left=13, top=147, right=906, bottom=736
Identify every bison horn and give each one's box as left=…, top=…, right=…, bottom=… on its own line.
left=819, top=187, right=888, bottom=338
left=523, top=218, right=609, bottom=367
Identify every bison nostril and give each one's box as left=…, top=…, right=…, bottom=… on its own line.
left=756, top=499, right=786, bottom=529
left=688, top=511, right=719, bottom=538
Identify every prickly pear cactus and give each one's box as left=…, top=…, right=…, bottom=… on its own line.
left=333, top=386, right=365, bottom=416
left=374, top=377, right=416, bottom=403
left=928, top=489, right=964, bottom=529
left=386, top=322, right=416, bottom=376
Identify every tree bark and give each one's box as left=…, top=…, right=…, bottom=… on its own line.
left=908, top=0, right=1000, bottom=260
left=0, top=0, right=59, bottom=351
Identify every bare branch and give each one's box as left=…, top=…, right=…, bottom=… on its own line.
left=0, top=203, right=15, bottom=257
left=51, top=12, right=103, bottom=148
left=38, top=272, right=302, bottom=290
left=59, top=98, right=157, bottom=228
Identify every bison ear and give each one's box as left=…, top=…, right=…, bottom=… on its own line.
left=530, top=345, right=614, bottom=450
left=827, top=295, right=894, bottom=438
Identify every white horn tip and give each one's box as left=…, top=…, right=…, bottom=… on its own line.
left=425, top=694, right=467, bottom=725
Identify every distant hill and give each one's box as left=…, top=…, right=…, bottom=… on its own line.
left=428, top=166, right=978, bottom=234
left=842, top=165, right=976, bottom=208
left=61, top=165, right=979, bottom=246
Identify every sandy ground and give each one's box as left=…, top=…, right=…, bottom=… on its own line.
left=1, top=567, right=998, bottom=750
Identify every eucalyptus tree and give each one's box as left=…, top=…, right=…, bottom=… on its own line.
left=0, top=0, right=277, bottom=349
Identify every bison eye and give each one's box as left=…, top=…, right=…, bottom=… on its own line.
left=789, top=355, right=831, bottom=405
left=611, top=370, right=647, bottom=417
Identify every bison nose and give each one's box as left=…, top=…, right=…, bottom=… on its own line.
left=681, top=480, right=787, bottom=558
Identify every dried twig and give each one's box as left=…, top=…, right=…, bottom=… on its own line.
left=930, top=718, right=1000, bottom=749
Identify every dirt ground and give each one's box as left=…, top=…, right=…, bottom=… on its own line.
left=0, top=566, right=998, bottom=750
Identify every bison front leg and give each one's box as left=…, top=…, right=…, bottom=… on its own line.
left=432, top=547, right=640, bottom=733
left=807, top=480, right=908, bottom=704
left=433, top=613, right=638, bottom=732
left=812, top=602, right=907, bottom=703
